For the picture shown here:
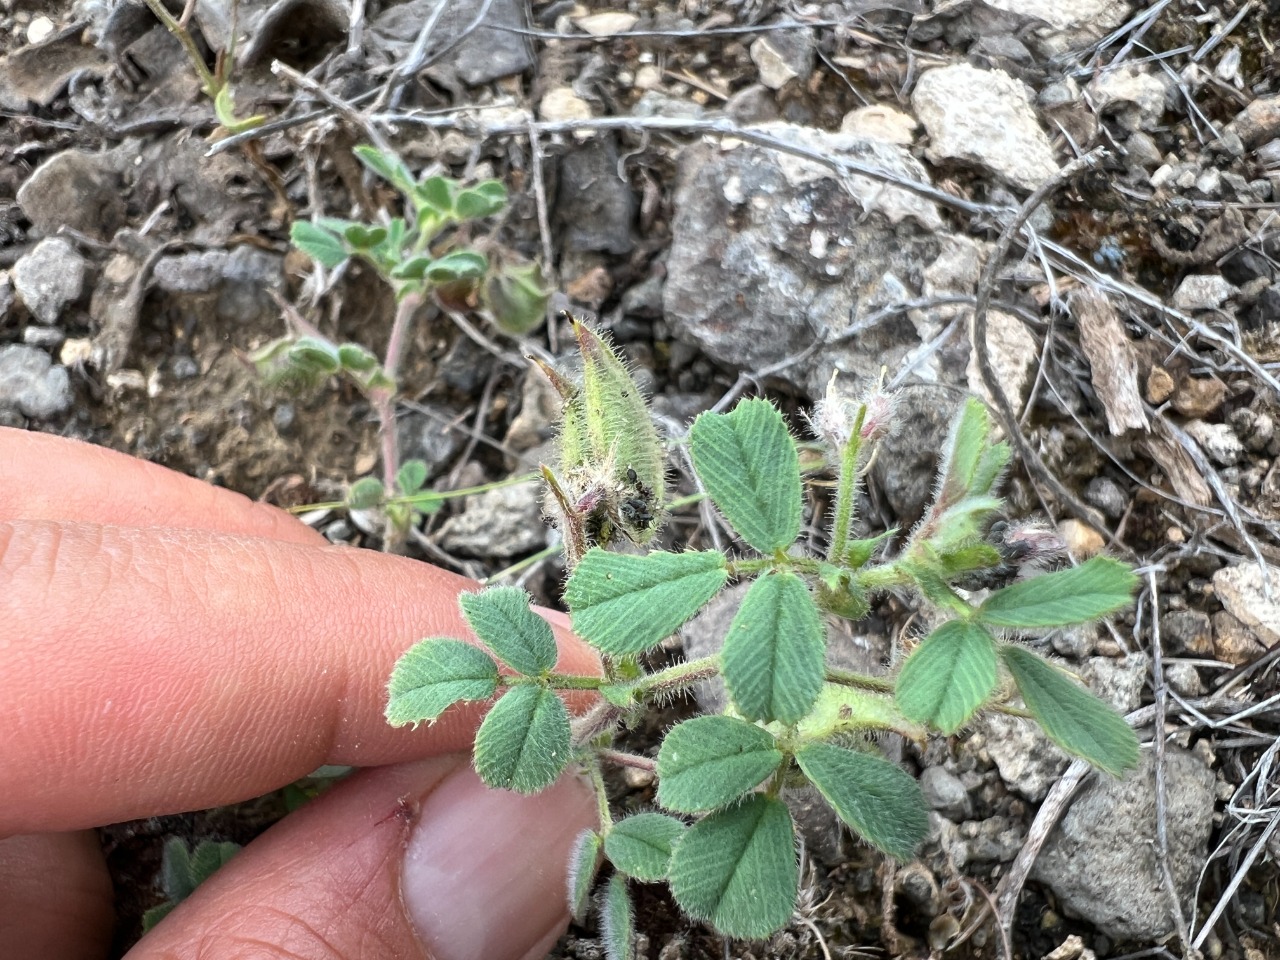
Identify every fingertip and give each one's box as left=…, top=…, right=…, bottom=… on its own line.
left=0, top=831, right=114, bottom=960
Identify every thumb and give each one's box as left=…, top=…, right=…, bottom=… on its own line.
left=129, top=757, right=598, bottom=960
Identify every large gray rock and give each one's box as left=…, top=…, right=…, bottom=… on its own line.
left=663, top=123, right=944, bottom=399
left=16, top=148, right=128, bottom=239
left=913, top=63, right=1059, bottom=192
left=1032, top=749, right=1216, bottom=941
left=0, top=344, right=73, bottom=419
left=13, top=237, right=86, bottom=324
left=984, top=0, right=1131, bottom=54
left=370, top=0, right=533, bottom=87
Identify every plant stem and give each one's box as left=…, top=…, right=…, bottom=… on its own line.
left=596, top=749, right=656, bottom=772
left=139, top=0, right=218, bottom=92
left=374, top=289, right=424, bottom=550
left=629, top=655, right=721, bottom=699
left=827, top=405, right=867, bottom=563
left=587, top=758, right=613, bottom=831
left=824, top=666, right=894, bottom=693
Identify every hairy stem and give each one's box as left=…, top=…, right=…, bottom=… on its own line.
left=373, top=289, right=424, bottom=550
left=630, top=655, right=721, bottom=699
left=596, top=749, right=657, bottom=772
left=827, top=405, right=867, bottom=563
left=824, top=666, right=894, bottom=693
left=587, top=758, right=613, bottom=831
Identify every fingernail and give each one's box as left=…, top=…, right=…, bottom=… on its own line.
left=402, top=764, right=597, bottom=960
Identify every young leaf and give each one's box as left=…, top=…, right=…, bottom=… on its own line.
left=668, top=795, right=797, bottom=940
left=426, top=250, right=488, bottom=283
left=353, top=144, right=417, bottom=195
left=459, top=587, right=557, bottom=676
left=565, top=549, right=728, bottom=656
left=290, top=221, right=348, bottom=269
left=978, top=556, right=1138, bottom=628
left=454, top=180, right=508, bottom=220
left=567, top=828, right=602, bottom=921
left=1000, top=646, right=1139, bottom=775
left=396, top=458, right=429, bottom=495
left=895, top=620, right=998, bottom=734
left=689, top=398, right=802, bottom=552
left=415, top=175, right=455, bottom=215
left=796, top=683, right=927, bottom=742
left=604, top=813, right=686, bottom=882
left=937, top=397, right=993, bottom=504
left=656, top=715, right=783, bottom=813
left=385, top=638, right=498, bottom=726
left=343, top=223, right=388, bottom=249
left=794, top=742, right=929, bottom=861
left=722, top=572, right=825, bottom=724
left=473, top=685, right=571, bottom=793
left=288, top=336, right=341, bottom=374
left=601, top=874, right=635, bottom=960
left=346, top=475, right=385, bottom=510
left=337, top=342, right=379, bottom=373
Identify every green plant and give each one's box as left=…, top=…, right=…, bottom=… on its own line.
left=385, top=324, right=1139, bottom=953
left=141, top=837, right=241, bottom=931
left=257, top=145, right=550, bottom=545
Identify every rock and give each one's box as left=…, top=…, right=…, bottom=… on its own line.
left=16, top=148, right=127, bottom=239
left=840, top=104, right=918, bottom=145
left=539, top=86, right=592, bottom=121
left=555, top=137, right=635, bottom=255
left=1164, top=662, right=1203, bottom=696
left=216, top=246, right=286, bottom=327
left=1126, top=131, right=1163, bottom=167
left=0, top=344, right=73, bottom=419
left=980, top=711, right=1068, bottom=801
left=1051, top=623, right=1098, bottom=659
left=920, top=766, right=972, bottom=820
left=724, top=84, right=779, bottom=124
left=954, top=815, right=1026, bottom=867
left=154, top=249, right=231, bottom=293
left=663, top=124, right=943, bottom=399
left=1089, top=66, right=1168, bottom=132
left=983, top=0, right=1131, bottom=53
left=1212, top=611, right=1266, bottom=665
left=871, top=383, right=954, bottom=526
left=1225, top=94, right=1280, bottom=149
left=1084, top=476, right=1126, bottom=519
left=370, top=0, right=533, bottom=87
left=574, top=12, right=638, bottom=36
left=912, top=63, right=1059, bottom=191
left=1059, top=518, right=1105, bottom=558
left=1172, top=374, right=1227, bottom=419
left=967, top=309, right=1039, bottom=410
left=1079, top=654, right=1147, bottom=713
left=1185, top=420, right=1243, bottom=466
left=12, top=237, right=86, bottom=324
left=22, top=324, right=64, bottom=349
left=680, top=581, right=751, bottom=713
left=749, top=22, right=815, bottom=90
left=437, top=482, right=545, bottom=558
left=396, top=411, right=466, bottom=481
left=27, top=16, right=56, bottom=43
left=1031, top=748, right=1216, bottom=941
left=1171, top=274, right=1237, bottom=312
left=1161, top=610, right=1213, bottom=657
left=1213, top=563, right=1280, bottom=646
left=784, top=786, right=846, bottom=867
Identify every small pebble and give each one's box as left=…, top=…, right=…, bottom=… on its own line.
left=170, top=355, right=199, bottom=380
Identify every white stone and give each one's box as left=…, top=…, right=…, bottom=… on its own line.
left=984, top=0, right=1131, bottom=52
left=1090, top=65, right=1168, bottom=132
left=1214, top=563, right=1280, bottom=645
left=839, top=104, right=918, bottom=145
left=574, top=12, right=638, bottom=36
left=967, top=309, right=1040, bottom=408
left=1185, top=420, right=1243, bottom=466
left=1171, top=274, right=1236, bottom=312
left=27, top=15, right=55, bottom=43
left=539, top=87, right=592, bottom=122
left=913, top=64, right=1059, bottom=191
left=751, top=36, right=799, bottom=89
left=13, top=237, right=86, bottom=324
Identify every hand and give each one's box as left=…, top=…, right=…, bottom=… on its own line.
left=0, top=427, right=600, bottom=960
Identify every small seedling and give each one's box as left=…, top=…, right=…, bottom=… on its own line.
left=259, top=145, right=550, bottom=545
left=141, top=837, right=241, bottom=931
left=385, top=325, right=1139, bottom=954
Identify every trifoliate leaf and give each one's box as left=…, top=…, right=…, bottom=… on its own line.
left=604, top=813, right=685, bottom=882
left=895, top=620, right=997, bottom=734
left=385, top=639, right=498, bottom=726
left=1000, top=646, right=1139, bottom=775
left=290, top=220, right=348, bottom=268
left=978, top=557, right=1138, bottom=628
left=565, top=549, right=728, bottom=656
left=722, top=572, right=825, bottom=724
left=567, top=828, right=602, bottom=921
left=656, top=716, right=782, bottom=814
left=689, top=398, right=802, bottom=553
left=668, top=795, right=797, bottom=940
left=473, top=685, right=571, bottom=793
left=454, top=180, right=508, bottom=220
left=794, top=742, right=928, bottom=861
left=601, top=874, right=635, bottom=960
left=459, top=587, right=557, bottom=676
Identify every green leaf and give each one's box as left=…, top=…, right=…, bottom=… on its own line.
left=978, top=557, right=1138, bottom=628
left=794, top=742, right=928, bottom=861
left=1000, top=646, right=1139, bottom=775
left=290, top=220, right=348, bottom=268
left=396, top=458, right=429, bottom=494
left=354, top=144, right=417, bottom=194
left=934, top=540, right=1003, bottom=578
left=901, top=557, right=972, bottom=618
left=391, top=255, right=434, bottom=281
left=722, top=572, right=825, bottom=724
left=343, top=223, right=388, bottom=249
left=415, top=175, right=455, bottom=214
left=668, top=795, right=796, bottom=940
left=567, top=828, right=602, bottom=921
left=601, top=874, right=635, bottom=960
left=385, top=638, right=498, bottom=726
left=187, top=840, right=240, bottom=886
left=796, top=683, right=926, bottom=742
left=426, top=250, right=488, bottom=283
left=689, top=398, right=802, bottom=552
left=473, top=685, right=571, bottom=793
left=656, top=715, right=782, bottom=813
left=346, top=475, right=385, bottom=510
left=938, top=397, right=993, bottom=503
left=896, top=620, right=997, bottom=734
left=337, top=342, right=379, bottom=373
left=604, top=813, right=685, bottom=882
left=459, top=587, right=557, bottom=676
left=565, top=549, right=728, bottom=656
left=844, top=529, right=896, bottom=568
left=454, top=180, right=508, bottom=220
